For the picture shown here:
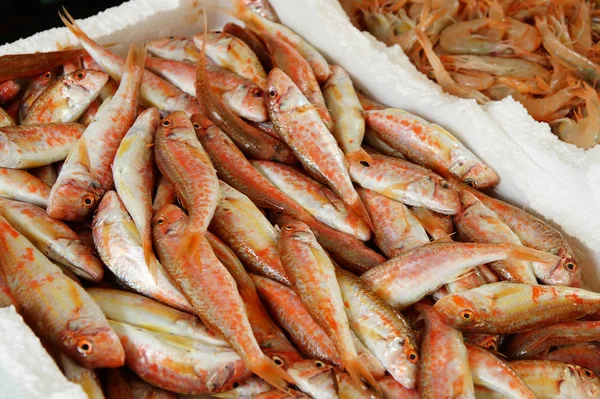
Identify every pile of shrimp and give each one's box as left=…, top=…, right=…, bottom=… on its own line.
left=341, top=0, right=600, bottom=149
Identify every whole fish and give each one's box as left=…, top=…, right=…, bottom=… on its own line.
left=93, top=191, right=191, bottom=312
left=233, top=5, right=330, bottom=82
left=145, top=57, right=267, bottom=122
left=262, top=34, right=333, bottom=130
left=113, top=108, right=159, bottom=270
left=192, top=114, right=384, bottom=273
left=449, top=177, right=580, bottom=286
left=286, top=360, right=337, bottom=399
left=251, top=273, right=341, bottom=366
left=153, top=204, right=294, bottom=391
left=208, top=376, right=272, bottom=399
left=366, top=108, right=499, bottom=188
left=377, top=376, right=419, bottom=399
left=415, top=301, right=475, bottom=399
left=466, top=343, right=536, bottom=399
left=0, top=123, right=85, bottom=169
left=155, top=110, right=220, bottom=241
left=337, top=267, right=419, bottom=389
left=252, top=160, right=371, bottom=241
left=194, top=32, right=267, bottom=88
left=539, top=343, right=600, bottom=375
left=505, top=321, right=600, bottom=359
left=206, top=231, right=302, bottom=368
left=278, top=219, right=378, bottom=390
left=358, top=188, right=429, bottom=257
left=0, top=216, right=123, bottom=368
left=18, top=70, right=57, bottom=123
left=323, top=65, right=369, bottom=160
left=59, top=353, right=105, bottom=399
left=0, top=80, right=20, bottom=105
left=210, top=181, right=289, bottom=285
left=152, top=174, right=176, bottom=214
left=455, top=191, right=537, bottom=284
left=0, top=168, right=50, bottom=207
left=509, top=360, right=600, bottom=399
left=223, top=23, right=273, bottom=70
left=361, top=242, right=557, bottom=309
left=22, top=69, right=108, bottom=125
left=348, top=151, right=460, bottom=215
left=0, top=197, right=103, bottom=281
left=61, top=10, right=201, bottom=116
left=147, top=36, right=202, bottom=62
left=109, top=320, right=251, bottom=395
left=267, top=68, right=373, bottom=229
left=88, top=288, right=225, bottom=346
left=48, top=44, right=144, bottom=221
left=194, top=41, right=295, bottom=164
left=434, top=283, right=600, bottom=333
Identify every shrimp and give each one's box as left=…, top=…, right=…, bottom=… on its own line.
left=552, top=84, right=600, bottom=149
left=512, top=85, right=581, bottom=122
left=570, top=1, right=593, bottom=57
left=441, top=54, right=549, bottom=78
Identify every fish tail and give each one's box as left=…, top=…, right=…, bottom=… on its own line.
left=59, top=8, right=91, bottom=43
left=342, top=356, right=380, bottom=392
left=347, top=196, right=375, bottom=232
left=506, top=244, right=559, bottom=264
left=125, top=41, right=147, bottom=73
left=248, top=354, right=295, bottom=393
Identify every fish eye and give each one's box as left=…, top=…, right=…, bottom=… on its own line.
left=565, top=262, right=577, bottom=272
left=360, top=161, right=370, bottom=167
left=315, top=361, right=325, bottom=368
left=193, top=123, right=200, bottom=129
left=155, top=217, right=165, bottom=225
left=268, top=87, right=277, bottom=97
left=486, top=342, right=497, bottom=351
left=162, top=119, right=172, bottom=127
left=272, top=356, right=284, bottom=366
left=460, top=309, right=475, bottom=322
left=76, top=339, right=93, bottom=356
left=232, top=382, right=240, bottom=388
left=465, top=179, right=476, bottom=188
left=252, top=88, right=263, bottom=98
left=406, top=349, right=419, bottom=364
left=75, top=71, right=86, bottom=80
left=583, top=368, right=595, bottom=378
left=285, top=225, right=293, bottom=231
left=82, top=194, right=95, bottom=207
left=44, top=71, right=52, bottom=78
left=441, top=181, right=450, bottom=189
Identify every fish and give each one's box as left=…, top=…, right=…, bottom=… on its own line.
left=434, top=283, right=600, bottom=333
left=59, top=353, right=105, bottom=399
left=208, top=376, right=272, bottom=399
left=466, top=343, right=536, bottom=399
left=251, top=273, right=341, bottom=366
left=145, top=57, right=268, bottom=122
left=235, top=0, right=280, bottom=22
left=60, top=10, right=201, bottom=116
left=0, top=197, right=103, bottom=281
left=206, top=230, right=302, bottom=368
left=267, top=68, right=373, bottom=230
left=448, top=177, right=580, bottom=287
left=286, top=360, right=337, bottom=399
left=261, top=34, right=333, bottom=130
left=361, top=242, right=557, bottom=309
left=508, top=360, right=600, bottom=399
left=0, top=168, right=50, bottom=208
left=47, top=43, right=144, bottom=221
left=113, top=107, right=159, bottom=272
left=194, top=40, right=295, bottom=164
left=210, top=180, right=288, bottom=284
left=415, top=301, right=475, bottom=399
left=193, top=32, right=267, bottom=88
left=109, top=320, right=251, bottom=395
left=358, top=188, right=429, bottom=257
left=147, top=36, right=202, bottom=62
left=505, top=320, right=600, bottom=359
left=538, top=343, right=600, bottom=375
left=0, top=48, right=85, bottom=81
left=130, top=373, right=179, bottom=399
left=223, top=23, right=273, bottom=70
left=155, top=110, right=220, bottom=242
left=278, top=219, right=379, bottom=390
left=335, top=371, right=382, bottom=398
left=0, top=123, right=85, bottom=169
left=0, top=80, right=20, bottom=105
left=252, top=160, right=371, bottom=241
left=152, top=174, right=176, bottom=214
left=153, top=204, right=294, bottom=391
left=323, top=65, right=369, bottom=159
left=365, top=108, right=499, bottom=188
left=78, top=99, right=101, bottom=127
left=454, top=191, right=538, bottom=284
left=22, top=69, right=108, bottom=125
left=0, top=215, right=124, bottom=368
left=348, top=151, right=461, bottom=215
left=92, top=191, right=191, bottom=312
left=18, top=70, right=58, bottom=123
left=337, top=267, right=419, bottom=389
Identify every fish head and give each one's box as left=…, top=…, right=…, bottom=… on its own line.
left=287, top=360, right=337, bottom=398
left=280, top=219, right=315, bottom=244
left=261, top=340, right=303, bottom=371
left=433, top=292, right=492, bottom=331
left=461, top=163, right=499, bottom=190
left=560, top=364, right=600, bottom=398
left=409, top=176, right=460, bottom=215
left=62, top=317, right=125, bottom=368
left=212, top=376, right=272, bottom=398
left=380, top=336, right=419, bottom=390
left=64, top=69, right=109, bottom=102
left=222, top=82, right=267, bottom=122
left=47, top=173, right=102, bottom=221
left=147, top=36, right=188, bottom=55
left=158, top=110, right=193, bottom=141
left=266, top=68, right=309, bottom=115
left=152, top=204, right=188, bottom=238
left=555, top=250, right=581, bottom=287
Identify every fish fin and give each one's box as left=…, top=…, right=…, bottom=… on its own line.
left=345, top=148, right=373, bottom=166
left=176, top=231, right=202, bottom=264
left=430, top=233, right=455, bottom=243
left=77, top=139, right=92, bottom=172
left=143, top=236, right=158, bottom=283
left=59, top=8, right=91, bottom=43
left=342, top=356, right=380, bottom=392
left=249, top=355, right=296, bottom=393
left=321, top=187, right=346, bottom=213
left=346, top=196, right=374, bottom=232
left=506, top=244, right=559, bottom=264
left=447, top=269, right=474, bottom=283
left=124, top=41, right=147, bottom=83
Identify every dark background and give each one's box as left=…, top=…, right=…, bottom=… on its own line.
left=1, top=0, right=127, bottom=45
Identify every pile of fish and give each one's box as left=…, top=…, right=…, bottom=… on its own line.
left=0, top=1, right=599, bottom=398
